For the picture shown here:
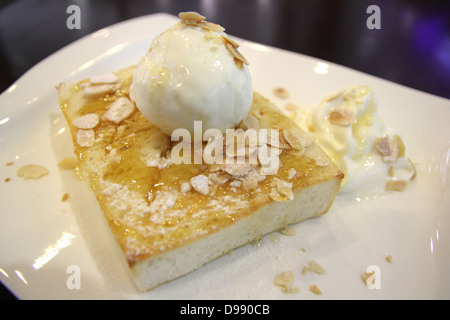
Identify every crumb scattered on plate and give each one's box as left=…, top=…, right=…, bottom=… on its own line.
left=273, top=87, right=290, bottom=99
left=17, top=164, right=49, bottom=180
left=305, top=260, right=327, bottom=274
left=273, top=271, right=299, bottom=293
left=361, top=271, right=376, bottom=287
left=61, top=193, right=69, bottom=202
left=57, top=157, right=79, bottom=170
left=309, top=284, right=322, bottom=295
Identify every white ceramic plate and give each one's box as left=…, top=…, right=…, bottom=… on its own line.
left=1, top=13, right=449, bottom=300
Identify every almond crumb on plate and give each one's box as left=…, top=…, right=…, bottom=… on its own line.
left=280, top=227, right=296, bottom=236
left=61, top=193, right=69, bottom=202
left=57, top=157, right=79, bottom=170
left=273, top=87, right=290, bottom=99
left=362, top=271, right=376, bottom=288
left=306, top=260, right=327, bottom=274
left=17, top=164, right=49, bottom=180
left=309, top=284, right=322, bottom=295
left=273, top=271, right=299, bottom=293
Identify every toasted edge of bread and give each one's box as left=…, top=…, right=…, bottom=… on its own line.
left=131, top=175, right=341, bottom=291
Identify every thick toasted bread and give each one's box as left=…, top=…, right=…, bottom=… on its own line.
left=57, top=65, right=343, bottom=291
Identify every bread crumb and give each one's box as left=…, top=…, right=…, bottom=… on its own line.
left=6, top=162, right=14, bottom=166
left=17, top=164, right=49, bottom=180
left=386, top=179, right=408, bottom=191
left=273, top=87, right=290, bottom=99
left=280, top=227, right=296, bottom=236
left=61, top=193, right=69, bottom=202
left=273, top=271, right=299, bottom=293
left=4, top=177, right=11, bottom=182
left=284, top=103, right=298, bottom=112
left=301, top=266, right=308, bottom=275
left=58, top=157, right=79, bottom=170
left=385, top=254, right=393, bottom=263
left=309, top=284, right=322, bottom=295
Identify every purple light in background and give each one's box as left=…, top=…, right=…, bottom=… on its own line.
left=413, top=13, right=450, bottom=75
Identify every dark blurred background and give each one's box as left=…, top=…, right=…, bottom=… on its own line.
left=0, top=0, right=449, bottom=299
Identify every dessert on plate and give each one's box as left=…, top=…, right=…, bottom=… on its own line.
left=294, top=86, right=416, bottom=198
left=57, top=12, right=343, bottom=291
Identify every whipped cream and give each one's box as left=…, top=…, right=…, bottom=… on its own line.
left=132, top=13, right=253, bottom=136
left=295, top=86, right=415, bottom=198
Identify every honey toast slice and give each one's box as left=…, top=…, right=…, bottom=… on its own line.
left=57, top=65, right=343, bottom=291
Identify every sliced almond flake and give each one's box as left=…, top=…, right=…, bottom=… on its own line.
left=82, top=83, right=119, bottom=97
left=390, top=157, right=416, bottom=181
left=221, top=35, right=240, bottom=48
left=309, top=284, right=322, bottom=295
left=282, top=127, right=313, bottom=151
left=17, top=164, right=49, bottom=180
left=73, top=113, right=99, bottom=129
left=199, top=21, right=225, bottom=33
left=89, top=72, right=118, bottom=84
left=57, top=157, right=78, bottom=170
left=303, top=147, right=330, bottom=166
left=208, top=172, right=229, bottom=185
left=178, top=11, right=206, bottom=22
left=225, top=42, right=249, bottom=66
left=180, top=182, right=192, bottom=193
left=77, top=129, right=95, bottom=147
left=273, top=87, right=289, bottom=99
left=221, top=162, right=254, bottom=177
left=307, top=260, right=326, bottom=274
left=329, top=108, right=356, bottom=126
left=375, top=136, right=391, bottom=156
left=190, top=174, right=210, bottom=195
left=284, top=103, right=299, bottom=112
left=104, top=97, right=135, bottom=124
left=362, top=272, right=376, bottom=287
left=386, top=135, right=404, bottom=163
left=241, top=168, right=266, bottom=190
left=386, top=179, right=408, bottom=191
left=242, top=114, right=259, bottom=130
left=259, top=163, right=279, bottom=176
left=287, top=168, right=297, bottom=180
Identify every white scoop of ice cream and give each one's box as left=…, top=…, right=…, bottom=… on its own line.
left=295, top=86, right=415, bottom=198
left=132, top=13, right=253, bottom=136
